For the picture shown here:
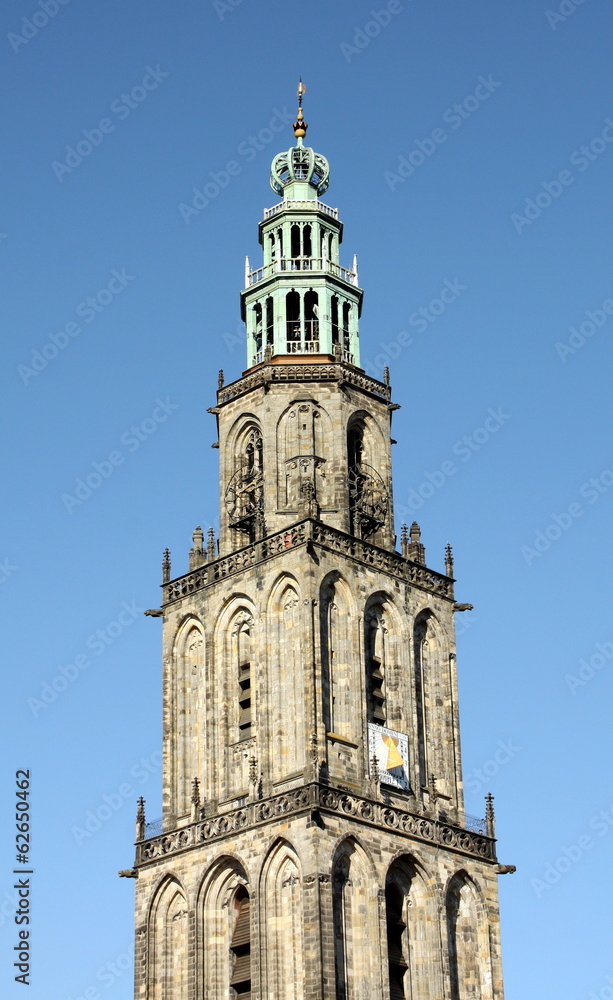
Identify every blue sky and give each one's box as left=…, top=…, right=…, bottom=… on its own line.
left=2, top=0, right=613, bottom=997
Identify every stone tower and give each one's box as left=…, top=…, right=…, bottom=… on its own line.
left=128, top=85, right=508, bottom=999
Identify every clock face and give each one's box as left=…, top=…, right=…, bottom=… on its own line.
left=348, top=463, right=389, bottom=528
left=225, top=465, right=264, bottom=523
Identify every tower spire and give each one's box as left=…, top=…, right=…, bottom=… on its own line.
left=240, top=84, right=362, bottom=369
left=293, top=78, right=308, bottom=141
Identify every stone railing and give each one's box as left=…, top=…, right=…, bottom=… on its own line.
left=162, top=520, right=454, bottom=606
left=262, top=200, right=339, bottom=221
left=217, top=361, right=390, bottom=406
left=311, top=522, right=454, bottom=599
left=246, top=258, right=358, bottom=287
left=135, top=783, right=496, bottom=866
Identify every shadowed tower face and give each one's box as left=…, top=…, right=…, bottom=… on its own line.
left=129, top=83, right=507, bottom=1000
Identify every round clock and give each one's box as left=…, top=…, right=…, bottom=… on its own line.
left=348, top=463, right=389, bottom=530
left=225, top=466, right=264, bottom=524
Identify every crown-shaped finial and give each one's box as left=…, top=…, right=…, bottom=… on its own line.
left=293, top=78, right=308, bottom=139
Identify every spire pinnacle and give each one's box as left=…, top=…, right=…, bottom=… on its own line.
left=293, top=78, right=308, bottom=140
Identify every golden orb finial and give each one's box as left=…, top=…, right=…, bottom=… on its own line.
left=293, top=78, right=308, bottom=139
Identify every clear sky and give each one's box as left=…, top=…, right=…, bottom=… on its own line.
left=2, top=0, right=612, bottom=997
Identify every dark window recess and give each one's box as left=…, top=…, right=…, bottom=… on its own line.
left=386, top=884, right=407, bottom=1000
left=238, top=661, right=251, bottom=739
left=230, top=891, right=251, bottom=998
left=370, top=654, right=386, bottom=724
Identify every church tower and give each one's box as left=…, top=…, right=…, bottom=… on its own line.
left=128, top=84, right=508, bottom=999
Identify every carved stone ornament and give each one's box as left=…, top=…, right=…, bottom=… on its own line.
left=225, top=465, right=264, bottom=523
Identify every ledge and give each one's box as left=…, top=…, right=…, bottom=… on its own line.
left=134, top=783, right=496, bottom=868
left=161, top=519, right=454, bottom=606
left=216, top=359, right=391, bottom=407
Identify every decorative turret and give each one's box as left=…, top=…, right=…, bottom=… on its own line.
left=240, top=81, right=363, bottom=368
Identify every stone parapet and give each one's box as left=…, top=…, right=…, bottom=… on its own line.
left=216, top=359, right=391, bottom=406
left=135, top=782, right=495, bottom=868
left=161, top=519, right=454, bottom=606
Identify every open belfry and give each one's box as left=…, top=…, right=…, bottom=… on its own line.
left=127, top=84, right=509, bottom=999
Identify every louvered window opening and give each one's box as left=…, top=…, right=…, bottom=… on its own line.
left=230, top=894, right=251, bottom=998
left=386, top=885, right=407, bottom=1000
left=238, top=660, right=252, bottom=738
left=370, top=653, right=386, bottom=724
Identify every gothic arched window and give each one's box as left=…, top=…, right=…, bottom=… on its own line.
left=365, top=608, right=387, bottom=725
left=385, top=857, right=443, bottom=999
left=446, top=874, right=484, bottom=1000
left=229, top=887, right=251, bottom=998
left=332, top=841, right=381, bottom=999
left=414, top=616, right=429, bottom=788
left=235, top=616, right=253, bottom=741
left=386, top=882, right=408, bottom=1000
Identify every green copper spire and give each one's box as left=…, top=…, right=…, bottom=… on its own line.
left=271, top=81, right=330, bottom=199
left=240, top=82, right=363, bottom=368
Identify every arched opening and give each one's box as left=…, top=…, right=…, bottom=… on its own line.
left=414, top=616, right=429, bottom=789
left=385, top=857, right=442, bottom=999
left=172, top=619, right=204, bottom=819
left=342, top=302, right=351, bottom=353
left=260, top=841, right=304, bottom=999
left=386, top=882, right=408, bottom=1000
left=304, top=290, right=319, bottom=350
left=332, top=840, right=380, bottom=999
left=331, top=296, right=340, bottom=345
left=236, top=617, right=252, bottom=741
left=253, top=303, right=262, bottom=354
left=320, top=574, right=354, bottom=740
left=291, top=224, right=301, bottom=261
left=446, top=875, right=483, bottom=1000
left=227, top=423, right=264, bottom=544
left=269, top=579, right=304, bottom=781
left=286, top=291, right=301, bottom=350
left=229, top=886, right=251, bottom=998
left=265, top=296, right=274, bottom=347
left=149, top=877, right=188, bottom=1000
left=365, top=607, right=386, bottom=725
left=199, top=858, right=251, bottom=1000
